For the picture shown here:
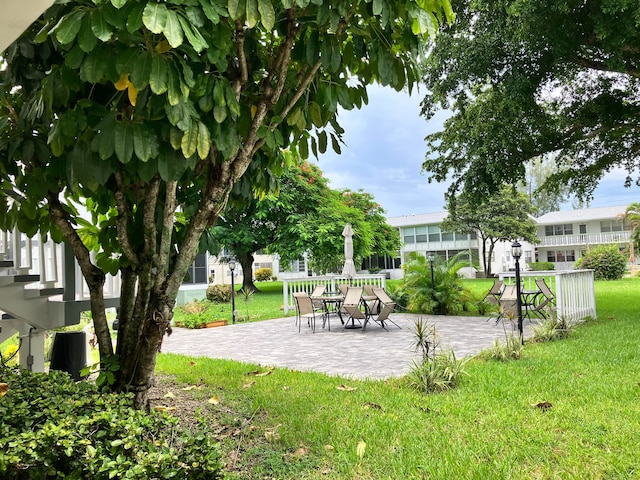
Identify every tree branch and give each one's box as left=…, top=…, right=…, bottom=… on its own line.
left=114, top=172, right=139, bottom=267
left=232, top=20, right=249, bottom=98
left=570, top=55, right=640, bottom=78
left=155, top=180, right=177, bottom=289
left=142, top=176, right=160, bottom=261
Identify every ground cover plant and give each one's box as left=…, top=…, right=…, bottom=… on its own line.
left=154, top=277, right=640, bottom=478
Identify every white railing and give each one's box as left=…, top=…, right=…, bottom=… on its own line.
left=283, top=274, right=386, bottom=314
left=539, top=232, right=631, bottom=247
left=499, top=269, right=596, bottom=322
left=0, top=228, right=120, bottom=301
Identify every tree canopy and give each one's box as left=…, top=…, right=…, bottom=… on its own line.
left=421, top=0, right=640, bottom=202
left=214, top=160, right=400, bottom=291
left=0, top=0, right=452, bottom=407
left=440, top=187, right=538, bottom=277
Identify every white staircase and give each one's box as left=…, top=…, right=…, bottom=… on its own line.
left=0, top=230, right=120, bottom=371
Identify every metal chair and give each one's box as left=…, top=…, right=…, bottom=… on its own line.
left=293, top=292, right=326, bottom=333
left=370, top=287, right=401, bottom=330
left=340, top=287, right=366, bottom=329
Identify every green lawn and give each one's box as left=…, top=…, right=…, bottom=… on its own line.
left=157, top=277, right=640, bottom=479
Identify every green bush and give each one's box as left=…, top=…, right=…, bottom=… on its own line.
left=528, top=261, right=554, bottom=271
left=575, top=244, right=627, bottom=280
left=254, top=267, right=272, bottom=282
left=206, top=284, right=232, bottom=303
left=0, top=367, right=223, bottom=479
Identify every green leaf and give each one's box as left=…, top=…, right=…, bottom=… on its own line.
left=318, top=130, right=327, bottom=153
left=330, top=133, right=341, bottom=154
left=78, top=15, right=98, bottom=53
left=55, top=11, right=85, bottom=45
left=126, top=2, right=146, bottom=32
left=197, top=121, right=211, bottom=159
left=142, top=3, right=168, bottom=34
left=90, top=10, right=113, bottom=42
left=167, top=63, right=182, bottom=106
left=213, top=105, right=227, bottom=123
left=114, top=122, right=134, bottom=164
left=163, top=9, right=184, bottom=48
left=149, top=55, right=168, bottom=94
left=133, top=125, right=151, bottom=162
left=258, top=0, right=275, bottom=30
left=228, top=0, right=245, bottom=20
left=373, top=0, right=383, bottom=16
left=246, top=0, right=259, bottom=28
left=213, top=81, right=226, bottom=106
left=181, top=127, right=198, bottom=158
left=177, top=15, right=209, bottom=52
left=130, top=51, right=152, bottom=89
left=200, top=0, right=221, bottom=24
left=169, top=127, right=182, bottom=150
left=111, top=0, right=127, bottom=8
left=80, top=52, right=107, bottom=84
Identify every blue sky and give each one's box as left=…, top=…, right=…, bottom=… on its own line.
left=312, top=85, right=640, bottom=218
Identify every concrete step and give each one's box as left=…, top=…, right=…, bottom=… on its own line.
left=0, top=274, right=40, bottom=287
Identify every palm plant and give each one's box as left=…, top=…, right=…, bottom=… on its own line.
left=400, top=251, right=473, bottom=315
left=617, top=202, right=640, bottom=255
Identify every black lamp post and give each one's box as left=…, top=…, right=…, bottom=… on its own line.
left=229, top=259, right=236, bottom=324
left=426, top=251, right=436, bottom=295
left=511, top=241, right=524, bottom=343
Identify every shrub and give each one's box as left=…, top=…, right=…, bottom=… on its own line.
left=206, top=284, right=232, bottom=303
left=254, top=267, right=272, bottom=281
left=528, top=261, right=554, bottom=271
left=408, top=318, right=469, bottom=393
left=533, top=314, right=578, bottom=342
left=480, top=334, right=523, bottom=361
left=575, top=244, right=627, bottom=280
left=0, top=367, right=223, bottom=479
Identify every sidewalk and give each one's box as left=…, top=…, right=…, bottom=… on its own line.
left=161, top=314, right=534, bottom=380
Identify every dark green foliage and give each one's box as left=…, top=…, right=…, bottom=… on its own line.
left=399, top=252, right=473, bottom=315
left=206, top=284, right=232, bottom=303
left=575, top=245, right=627, bottom=280
left=528, top=261, right=554, bottom=271
left=255, top=267, right=272, bottom=282
left=421, top=0, right=640, bottom=202
left=0, top=367, right=223, bottom=479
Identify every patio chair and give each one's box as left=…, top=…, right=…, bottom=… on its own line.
left=370, top=287, right=401, bottom=330
left=310, top=284, right=326, bottom=310
left=293, top=292, right=327, bottom=333
left=363, top=302, right=397, bottom=331
left=363, top=284, right=380, bottom=314
left=496, top=284, right=518, bottom=325
left=340, top=287, right=366, bottom=328
left=484, top=280, right=503, bottom=306
left=338, top=283, right=349, bottom=295
left=528, top=278, right=556, bottom=319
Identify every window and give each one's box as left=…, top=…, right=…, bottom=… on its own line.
left=403, top=227, right=415, bottom=244
left=428, top=225, right=440, bottom=242
left=546, top=250, right=576, bottom=262
left=601, top=220, right=630, bottom=232
left=415, top=226, right=427, bottom=243
left=184, top=253, right=207, bottom=284
left=441, top=231, right=454, bottom=242
left=546, top=224, right=573, bottom=236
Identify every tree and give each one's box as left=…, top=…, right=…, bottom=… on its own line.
left=214, top=162, right=401, bottom=291
left=421, top=0, right=640, bottom=202
left=440, top=187, right=538, bottom=278
left=518, top=157, right=571, bottom=216
left=0, top=0, right=452, bottom=407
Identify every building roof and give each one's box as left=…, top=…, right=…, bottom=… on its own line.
left=387, top=211, right=448, bottom=228
left=536, top=205, right=628, bottom=224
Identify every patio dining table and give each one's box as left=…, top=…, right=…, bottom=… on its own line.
left=313, top=294, right=345, bottom=324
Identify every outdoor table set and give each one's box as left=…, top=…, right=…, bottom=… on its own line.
left=294, top=284, right=400, bottom=333
left=486, top=278, right=556, bottom=323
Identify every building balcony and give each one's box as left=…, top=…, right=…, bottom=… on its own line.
left=538, top=231, right=631, bottom=248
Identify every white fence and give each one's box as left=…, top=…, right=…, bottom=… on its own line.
left=499, top=269, right=596, bottom=322
left=283, top=274, right=386, bottom=314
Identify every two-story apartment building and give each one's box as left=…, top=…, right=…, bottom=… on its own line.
left=386, top=212, right=536, bottom=278
left=535, top=205, right=634, bottom=270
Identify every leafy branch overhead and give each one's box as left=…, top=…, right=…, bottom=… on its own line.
left=421, top=0, right=640, bottom=202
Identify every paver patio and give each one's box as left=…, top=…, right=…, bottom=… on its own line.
left=162, top=313, right=536, bottom=379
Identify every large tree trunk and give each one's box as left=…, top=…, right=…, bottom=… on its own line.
left=238, top=251, right=258, bottom=292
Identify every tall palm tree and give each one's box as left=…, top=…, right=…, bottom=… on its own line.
left=617, top=203, right=640, bottom=261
